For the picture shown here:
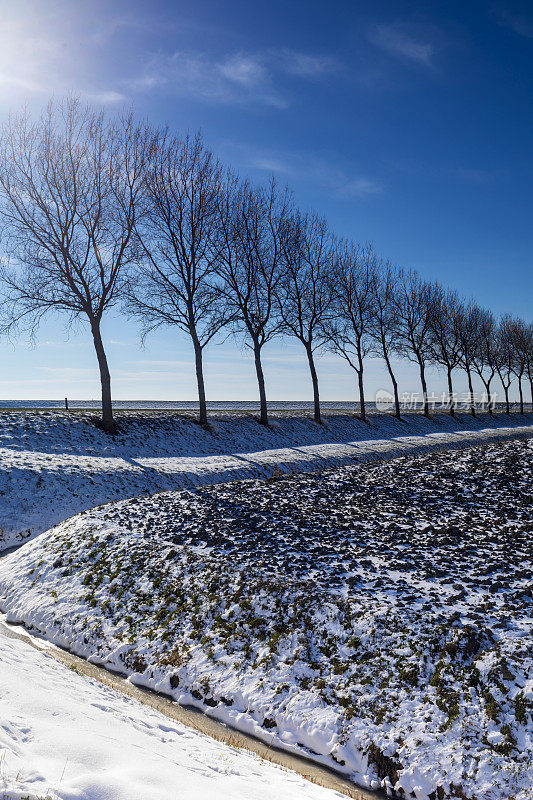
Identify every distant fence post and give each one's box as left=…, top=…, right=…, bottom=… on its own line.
left=65, top=397, right=69, bottom=411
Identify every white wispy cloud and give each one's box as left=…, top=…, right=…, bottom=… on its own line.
left=249, top=155, right=294, bottom=174
left=337, top=177, right=383, bottom=198
left=86, top=14, right=158, bottom=46
left=128, top=48, right=337, bottom=108
left=273, top=49, right=338, bottom=77
left=0, top=4, right=337, bottom=112
left=368, top=23, right=435, bottom=66
left=0, top=4, right=128, bottom=108
left=234, top=144, right=383, bottom=198
left=127, top=51, right=283, bottom=108
left=218, top=54, right=269, bottom=87
left=83, top=90, right=127, bottom=105
left=492, top=8, right=533, bottom=38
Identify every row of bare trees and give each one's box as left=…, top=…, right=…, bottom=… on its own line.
left=0, top=98, right=531, bottom=432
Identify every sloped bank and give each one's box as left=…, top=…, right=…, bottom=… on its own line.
left=1, top=409, right=532, bottom=550
left=1, top=439, right=532, bottom=799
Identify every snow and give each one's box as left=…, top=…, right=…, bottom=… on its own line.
left=0, top=633, right=342, bottom=800
left=1, top=409, right=532, bottom=551
left=1, top=438, right=532, bottom=800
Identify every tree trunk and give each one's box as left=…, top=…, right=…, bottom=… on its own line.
left=305, top=344, right=321, bottom=424
left=529, top=374, right=533, bottom=412
left=90, top=318, right=115, bottom=433
left=418, top=359, right=429, bottom=417
left=391, top=374, right=401, bottom=420
left=518, top=375, right=524, bottom=414
left=496, top=370, right=509, bottom=414
left=192, top=334, right=208, bottom=427
left=502, top=380, right=510, bottom=414
left=357, top=367, right=366, bottom=421
left=382, top=350, right=401, bottom=419
left=481, top=376, right=494, bottom=416
left=447, top=367, right=455, bottom=417
left=253, top=340, right=268, bottom=426
left=466, top=367, right=476, bottom=418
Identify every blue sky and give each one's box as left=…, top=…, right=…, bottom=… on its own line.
left=0, top=0, right=531, bottom=401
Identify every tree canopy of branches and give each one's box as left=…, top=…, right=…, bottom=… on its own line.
left=455, top=302, right=482, bottom=417
left=277, top=211, right=333, bottom=424
left=504, top=316, right=529, bottom=414
left=126, top=131, right=226, bottom=427
left=0, top=97, right=150, bottom=432
left=394, top=271, right=436, bottom=417
left=369, top=262, right=403, bottom=419
left=324, top=242, right=376, bottom=422
left=495, top=315, right=516, bottom=415
left=428, top=286, right=463, bottom=417
left=524, top=323, right=533, bottom=407
left=470, top=307, right=497, bottom=415
left=215, top=177, right=292, bottom=426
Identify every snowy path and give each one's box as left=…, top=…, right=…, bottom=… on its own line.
left=0, top=631, right=350, bottom=800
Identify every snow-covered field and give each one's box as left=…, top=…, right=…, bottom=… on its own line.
left=1, top=438, right=532, bottom=800
left=1, top=409, right=532, bottom=550
left=0, top=632, right=343, bottom=800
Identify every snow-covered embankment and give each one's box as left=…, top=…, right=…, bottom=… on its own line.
left=1, top=439, right=532, bottom=800
left=1, top=409, right=532, bottom=550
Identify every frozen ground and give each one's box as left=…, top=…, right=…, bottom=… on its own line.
left=1, top=409, right=532, bottom=550
left=0, top=633, right=344, bottom=800
left=1, top=438, right=532, bottom=800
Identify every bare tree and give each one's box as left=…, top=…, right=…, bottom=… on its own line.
left=127, top=131, right=227, bottom=427
left=495, top=315, right=515, bottom=414
left=470, top=307, right=498, bottom=415
left=525, top=323, right=533, bottom=410
left=428, top=285, right=463, bottom=417
left=215, top=176, right=291, bottom=426
left=0, top=98, right=149, bottom=432
left=507, top=316, right=529, bottom=414
left=276, top=211, right=334, bottom=424
left=369, top=260, right=403, bottom=419
left=394, top=270, right=436, bottom=417
left=324, top=241, right=376, bottom=422
left=456, top=302, right=482, bottom=418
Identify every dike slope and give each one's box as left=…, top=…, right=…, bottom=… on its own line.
left=0, top=409, right=532, bottom=550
